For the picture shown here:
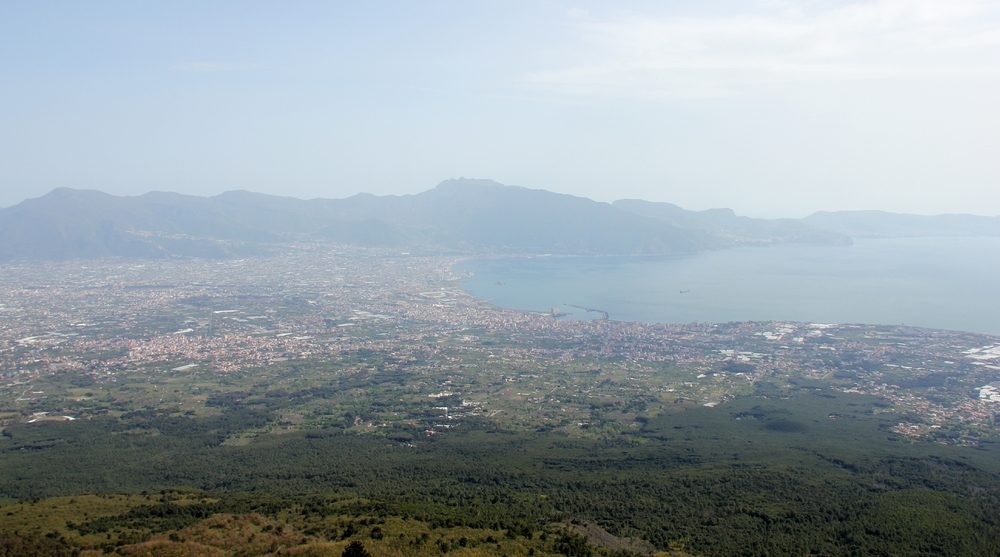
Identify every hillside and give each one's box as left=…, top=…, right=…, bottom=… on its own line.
left=612, top=199, right=852, bottom=246
left=0, top=180, right=717, bottom=260
left=11, top=179, right=1000, bottom=261
left=314, top=179, right=717, bottom=254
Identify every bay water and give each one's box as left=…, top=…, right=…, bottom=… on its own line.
left=453, top=237, right=1000, bottom=335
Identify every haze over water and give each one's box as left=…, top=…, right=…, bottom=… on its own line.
left=455, top=237, right=1000, bottom=336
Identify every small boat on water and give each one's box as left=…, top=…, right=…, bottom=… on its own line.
left=680, top=289, right=690, bottom=294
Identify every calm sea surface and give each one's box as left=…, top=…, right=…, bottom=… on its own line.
left=453, top=237, right=1000, bottom=335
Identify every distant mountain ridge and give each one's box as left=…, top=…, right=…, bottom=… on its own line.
left=612, top=199, right=851, bottom=246
left=2, top=179, right=989, bottom=261
left=0, top=180, right=717, bottom=260
left=801, top=210, right=1000, bottom=238
left=309, top=179, right=717, bottom=254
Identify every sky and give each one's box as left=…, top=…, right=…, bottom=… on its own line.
left=2, top=1, right=999, bottom=218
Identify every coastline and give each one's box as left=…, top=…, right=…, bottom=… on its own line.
left=451, top=237, right=1000, bottom=336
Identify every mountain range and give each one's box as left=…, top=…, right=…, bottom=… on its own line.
left=0, top=179, right=995, bottom=260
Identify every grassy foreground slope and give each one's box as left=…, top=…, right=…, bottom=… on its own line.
left=3, top=387, right=1000, bottom=556
left=2, top=492, right=675, bottom=557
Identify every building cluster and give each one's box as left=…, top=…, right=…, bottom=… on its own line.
left=1, top=245, right=998, bottom=443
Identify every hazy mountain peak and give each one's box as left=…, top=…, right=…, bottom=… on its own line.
left=433, top=178, right=509, bottom=191
left=35, top=187, right=114, bottom=202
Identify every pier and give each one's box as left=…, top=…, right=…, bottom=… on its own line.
left=565, top=304, right=609, bottom=320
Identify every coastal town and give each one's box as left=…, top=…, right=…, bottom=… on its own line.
left=1, top=244, right=998, bottom=445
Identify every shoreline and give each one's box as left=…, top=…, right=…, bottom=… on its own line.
left=450, top=239, right=1000, bottom=337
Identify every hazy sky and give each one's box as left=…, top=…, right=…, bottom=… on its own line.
left=2, top=1, right=999, bottom=217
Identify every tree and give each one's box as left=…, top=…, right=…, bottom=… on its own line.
left=343, top=540, right=372, bottom=557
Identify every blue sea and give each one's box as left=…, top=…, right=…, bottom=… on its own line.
left=453, top=237, right=1000, bottom=336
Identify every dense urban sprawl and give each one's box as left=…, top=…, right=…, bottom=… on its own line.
left=1, top=244, right=998, bottom=444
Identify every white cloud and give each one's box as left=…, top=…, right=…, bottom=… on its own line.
left=529, top=0, right=1000, bottom=98
left=172, top=62, right=264, bottom=72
